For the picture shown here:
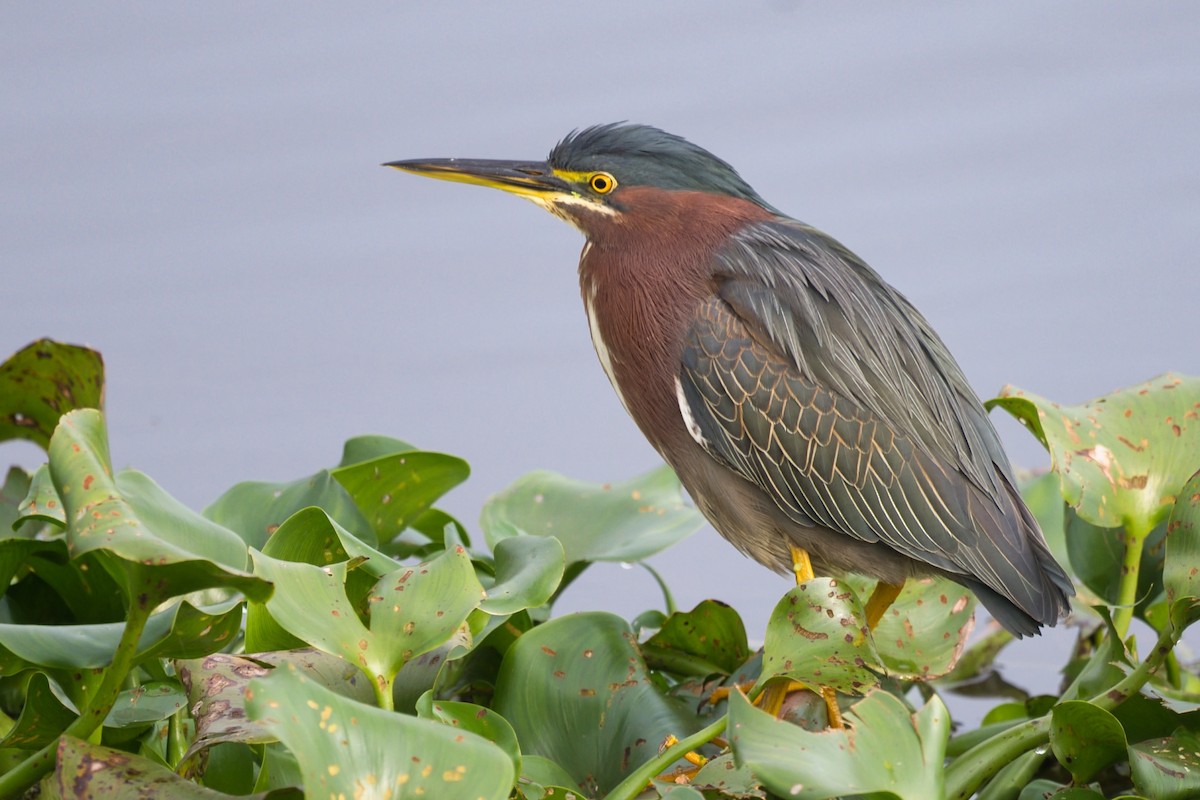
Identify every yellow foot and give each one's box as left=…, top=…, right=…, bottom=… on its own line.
left=655, top=734, right=708, bottom=786
left=705, top=681, right=754, bottom=706
left=756, top=678, right=845, bottom=729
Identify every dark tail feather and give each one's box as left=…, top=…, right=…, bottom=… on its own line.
left=967, top=481, right=1074, bottom=637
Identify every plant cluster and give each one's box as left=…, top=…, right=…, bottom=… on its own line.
left=0, top=338, right=1197, bottom=800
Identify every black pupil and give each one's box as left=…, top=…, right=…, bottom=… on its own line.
left=594, top=176, right=607, bottom=191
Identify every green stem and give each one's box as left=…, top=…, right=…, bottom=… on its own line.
left=945, top=619, right=1178, bottom=799
left=602, top=714, right=728, bottom=800
left=0, top=586, right=157, bottom=797
left=1112, top=521, right=1150, bottom=638
left=374, top=672, right=395, bottom=712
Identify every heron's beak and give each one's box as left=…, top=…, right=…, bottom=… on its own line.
left=384, top=158, right=571, bottom=201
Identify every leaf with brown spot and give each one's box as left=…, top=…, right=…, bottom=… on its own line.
left=176, top=649, right=375, bottom=759
left=1165, top=469, right=1200, bottom=614
left=0, top=339, right=104, bottom=450
left=492, top=612, right=700, bottom=796
left=247, top=663, right=513, bottom=799
left=988, top=373, right=1200, bottom=535
left=55, top=735, right=296, bottom=799
left=46, top=409, right=269, bottom=602
left=759, top=579, right=881, bottom=693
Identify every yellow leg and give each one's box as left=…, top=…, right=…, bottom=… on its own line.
left=786, top=545, right=844, bottom=727
left=790, top=544, right=815, bottom=583
left=864, top=580, right=906, bottom=630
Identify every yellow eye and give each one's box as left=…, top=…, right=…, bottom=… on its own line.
left=589, top=172, right=616, bottom=194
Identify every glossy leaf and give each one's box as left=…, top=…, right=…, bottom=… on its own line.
left=976, top=751, right=1046, bottom=800
left=492, top=611, right=700, bottom=796
left=416, top=693, right=521, bottom=777
left=54, top=735, right=295, bottom=799
left=13, top=464, right=66, bottom=531
left=337, top=434, right=416, bottom=466
left=0, top=598, right=242, bottom=670
left=0, top=339, right=104, bottom=449
left=480, top=464, right=704, bottom=563
left=331, top=449, right=470, bottom=542
left=252, top=546, right=483, bottom=688
left=1049, top=700, right=1127, bottom=784
left=846, top=573, right=975, bottom=680
left=365, top=546, right=484, bottom=677
left=759, top=579, right=880, bottom=693
left=642, top=599, right=750, bottom=676
left=729, top=688, right=949, bottom=800
left=1128, top=729, right=1200, bottom=800
left=47, top=409, right=268, bottom=601
left=245, top=506, right=395, bottom=653
left=989, top=374, right=1200, bottom=534
left=105, top=681, right=186, bottom=729
left=1165, top=469, right=1200, bottom=607
left=1065, top=506, right=1167, bottom=610
left=688, top=752, right=763, bottom=798
left=479, top=534, right=564, bottom=615
left=205, top=469, right=374, bottom=550
left=0, top=672, right=78, bottom=749
left=246, top=663, right=514, bottom=800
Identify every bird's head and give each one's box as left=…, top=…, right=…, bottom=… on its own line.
left=386, top=123, right=772, bottom=233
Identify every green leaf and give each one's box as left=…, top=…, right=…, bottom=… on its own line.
left=54, top=735, right=296, bottom=799
left=729, top=689, right=949, bottom=800
left=479, top=535, right=564, bottom=615
left=246, top=663, right=514, bottom=799
left=1128, top=729, right=1200, bottom=800
left=988, top=374, right=1200, bottom=535
left=480, top=464, right=704, bottom=563
left=0, top=598, right=242, bottom=670
left=518, top=755, right=585, bottom=795
left=1049, top=700, right=1127, bottom=783
left=759, top=579, right=880, bottom=694
left=688, top=752, right=763, bottom=798
left=492, top=611, right=700, bottom=796
left=416, top=693, right=521, bottom=778
left=365, top=546, right=484, bottom=676
left=847, top=574, right=976, bottom=680
left=642, top=599, right=750, bottom=676
left=331, top=450, right=470, bottom=543
left=0, top=339, right=104, bottom=449
left=1165, top=469, right=1200, bottom=606
left=976, top=750, right=1046, bottom=800
left=47, top=409, right=269, bottom=602
left=105, top=680, right=186, bottom=729
left=251, top=547, right=483, bottom=690
left=1064, top=505, right=1167, bottom=612
left=14, top=463, right=66, bottom=530
left=205, top=469, right=374, bottom=550
left=246, top=506, right=396, bottom=652
left=337, top=434, right=416, bottom=466
left=0, top=672, right=78, bottom=749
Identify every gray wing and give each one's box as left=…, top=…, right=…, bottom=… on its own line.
left=678, top=219, right=1072, bottom=632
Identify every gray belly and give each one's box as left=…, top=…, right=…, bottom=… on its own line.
left=677, top=451, right=921, bottom=586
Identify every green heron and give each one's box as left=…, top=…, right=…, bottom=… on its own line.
left=387, top=123, right=1073, bottom=640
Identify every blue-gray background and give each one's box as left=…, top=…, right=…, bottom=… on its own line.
left=4, top=4, right=1197, bottom=706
